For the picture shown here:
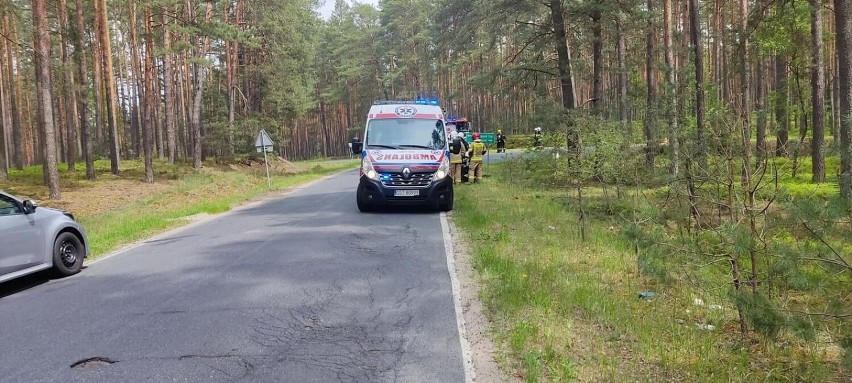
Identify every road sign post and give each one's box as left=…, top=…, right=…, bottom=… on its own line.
left=255, top=129, right=275, bottom=189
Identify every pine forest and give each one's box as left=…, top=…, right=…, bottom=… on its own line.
left=0, top=0, right=850, bottom=380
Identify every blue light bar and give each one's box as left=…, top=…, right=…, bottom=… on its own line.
left=373, top=95, right=442, bottom=106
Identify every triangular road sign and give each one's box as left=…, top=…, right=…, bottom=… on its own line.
left=255, top=129, right=275, bottom=152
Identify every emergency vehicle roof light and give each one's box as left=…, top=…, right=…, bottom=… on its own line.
left=373, top=95, right=442, bottom=106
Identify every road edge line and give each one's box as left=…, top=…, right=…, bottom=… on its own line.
left=441, top=211, right=476, bottom=383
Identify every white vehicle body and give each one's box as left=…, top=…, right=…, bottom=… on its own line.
left=355, top=101, right=454, bottom=212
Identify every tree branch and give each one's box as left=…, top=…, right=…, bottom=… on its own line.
left=779, top=308, right=852, bottom=319
left=506, top=66, right=557, bottom=77
left=799, top=222, right=850, bottom=270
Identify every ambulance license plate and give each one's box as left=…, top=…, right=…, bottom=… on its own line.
left=394, top=190, right=419, bottom=197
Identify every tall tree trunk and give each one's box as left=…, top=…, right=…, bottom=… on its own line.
left=226, top=44, right=237, bottom=155
left=24, top=76, right=36, bottom=165
left=143, top=7, right=155, bottom=183
left=689, top=0, right=705, bottom=161
left=590, top=8, right=602, bottom=113
left=320, top=101, right=328, bottom=158
left=55, top=68, right=67, bottom=165
left=59, top=0, right=78, bottom=172
left=756, top=58, right=768, bottom=167
left=713, top=0, right=722, bottom=102
left=664, top=0, right=680, bottom=176
left=129, top=0, right=142, bottom=158
left=739, top=0, right=760, bottom=300
left=91, top=15, right=105, bottom=156
left=181, top=51, right=192, bottom=158
left=163, top=10, right=177, bottom=164
left=154, top=61, right=163, bottom=159
left=644, top=0, right=657, bottom=170
left=31, top=0, right=61, bottom=199
left=190, top=1, right=214, bottom=169
left=774, top=57, right=789, bottom=156
left=833, top=51, right=841, bottom=148
left=96, top=0, right=121, bottom=174
left=225, top=1, right=236, bottom=155
left=682, top=0, right=704, bottom=225
left=4, top=16, right=24, bottom=170
left=616, top=17, right=630, bottom=138
left=811, top=0, right=826, bottom=182
left=549, top=0, right=575, bottom=111
left=740, top=0, right=752, bottom=179
left=836, top=0, right=852, bottom=199
left=118, top=52, right=131, bottom=158
left=74, top=0, right=94, bottom=179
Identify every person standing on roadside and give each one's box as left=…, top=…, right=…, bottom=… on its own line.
left=350, top=135, right=362, bottom=153
left=496, top=129, right=506, bottom=153
left=449, top=131, right=469, bottom=184
left=468, top=132, right=487, bottom=183
left=533, top=127, right=542, bottom=147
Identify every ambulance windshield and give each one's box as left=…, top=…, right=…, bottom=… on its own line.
left=365, top=119, right=446, bottom=150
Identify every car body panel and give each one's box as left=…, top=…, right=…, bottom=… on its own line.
left=0, top=191, right=89, bottom=284
left=0, top=212, right=43, bottom=274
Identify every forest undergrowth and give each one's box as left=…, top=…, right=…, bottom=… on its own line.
left=452, top=115, right=850, bottom=382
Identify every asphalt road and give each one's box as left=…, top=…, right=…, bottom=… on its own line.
left=0, top=169, right=467, bottom=383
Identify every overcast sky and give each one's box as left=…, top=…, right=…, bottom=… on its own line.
left=317, top=0, right=380, bottom=19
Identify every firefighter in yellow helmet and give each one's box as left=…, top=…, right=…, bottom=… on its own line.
left=468, top=132, right=487, bottom=183
left=449, top=131, right=469, bottom=184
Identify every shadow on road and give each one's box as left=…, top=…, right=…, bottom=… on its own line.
left=0, top=270, right=53, bottom=299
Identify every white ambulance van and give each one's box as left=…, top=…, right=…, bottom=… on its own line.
left=354, top=100, right=453, bottom=212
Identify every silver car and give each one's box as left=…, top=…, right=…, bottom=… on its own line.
left=0, top=190, right=89, bottom=283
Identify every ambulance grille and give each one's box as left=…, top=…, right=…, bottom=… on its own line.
left=383, top=172, right=434, bottom=187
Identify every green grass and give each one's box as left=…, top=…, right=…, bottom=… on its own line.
left=1, top=158, right=358, bottom=258
left=451, top=163, right=845, bottom=382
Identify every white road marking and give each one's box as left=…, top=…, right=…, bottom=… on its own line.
left=441, top=212, right=476, bottom=383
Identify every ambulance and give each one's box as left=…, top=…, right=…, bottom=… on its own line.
left=354, top=99, right=454, bottom=212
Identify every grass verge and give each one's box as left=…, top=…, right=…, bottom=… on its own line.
left=1, top=158, right=358, bottom=258
left=451, top=162, right=845, bottom=382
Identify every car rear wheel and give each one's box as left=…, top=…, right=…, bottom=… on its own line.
left=52, top=232, right=84, bottom=277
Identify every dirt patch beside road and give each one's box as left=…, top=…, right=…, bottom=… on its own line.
left=231, top=156, right=304, bottom=174
left=447, top=215, right=518, bottom=383
left=41, top=179, right=175, bottom=219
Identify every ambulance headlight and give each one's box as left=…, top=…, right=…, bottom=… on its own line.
left=433, top=157, right=450, bottom=181
left=362, top=158, right=379, bottom=181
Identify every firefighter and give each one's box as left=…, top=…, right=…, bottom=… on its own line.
left=350, top=135, right=362, bottom=154
left=496, top=129, right=506, bottom=153
left=533, top=127, right=543, bottom=147
left=468, top=132, right=487, bottom=183
left=459, top=132, right=471, bottom=182
left=449, top=131, right=469, bottom=184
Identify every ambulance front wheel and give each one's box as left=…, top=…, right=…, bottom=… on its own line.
left=438, top=198, right=454, bottom=212
left=357, top=195, right=372, bottom=212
